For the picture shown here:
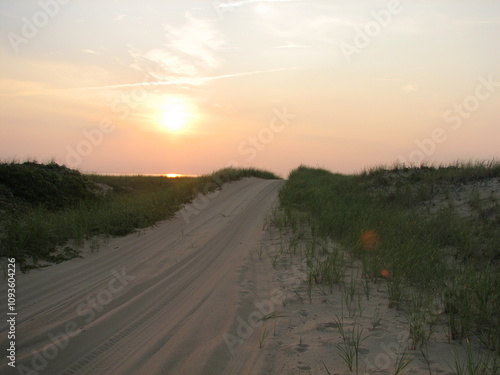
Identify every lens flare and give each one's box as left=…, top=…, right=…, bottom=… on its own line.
left=360, top=230, right=381, bottom=250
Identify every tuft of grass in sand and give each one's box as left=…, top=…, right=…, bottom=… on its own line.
left=273, top=160, right=500, bottom=360
left=0, top=162, right=280, bottom=271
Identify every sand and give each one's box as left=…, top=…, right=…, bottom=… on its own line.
left=0, top=177, right=283, bottom=375
left=257, top=239, right=463, bottom=375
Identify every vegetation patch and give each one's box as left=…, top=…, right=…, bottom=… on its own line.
left=0, top=162, right=280, bottom=271
left=272, top=160, right=499, bottom=364
left=0, top=161, right=97, bottom=211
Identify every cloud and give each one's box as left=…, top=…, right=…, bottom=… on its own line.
left=274, top=43, right=309, bottom=49
left=306, top=15, right=361, bottom=29
left=0, top=61, right=111, bottom=97
left=128, top=14, right=225, bottom=84
left=452, top=17, right=500, bottom=26
left=114, top=14, right=128, bottom=21
left=70, top=67, right=303, bottom=91
left=217, top=0, right=299, bottom=9
left=142, top=49, right=200, bottom=78
left=372, top=78, right=403, bottom=82
left=403, top=84, right=418, bottom=92
left=260, top=14, right=363, bottom=45
left=0, top=78, right=48, bottom=98
left=165, top=15, right=225, bottom=67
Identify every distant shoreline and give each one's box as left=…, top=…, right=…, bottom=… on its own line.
left=84, top=172, right=199, bottom=178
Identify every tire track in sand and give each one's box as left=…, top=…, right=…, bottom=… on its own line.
left=0, top=178, right=283, bottom=375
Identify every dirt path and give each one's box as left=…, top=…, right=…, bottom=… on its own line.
left=0, top=177, right=284, bottom=375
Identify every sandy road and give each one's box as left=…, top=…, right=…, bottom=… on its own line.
left=0, top=177, right=284, bottom=375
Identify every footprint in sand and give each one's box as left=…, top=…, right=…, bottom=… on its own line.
left=295, top=343, right=309, bottom=353
left=317, top=321, right=339, bottom=332
left=297, top=362, right=311, bottom=371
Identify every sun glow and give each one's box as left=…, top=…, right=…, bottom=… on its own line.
left=160, top=97, right=191, bottom=133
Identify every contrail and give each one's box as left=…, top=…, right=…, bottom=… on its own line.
left=70, top=67, right=303, bottom=91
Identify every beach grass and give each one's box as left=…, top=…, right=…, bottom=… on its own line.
left=274, top=160, right=500, bottom=357
left=0, top=162, right=280, bottom=270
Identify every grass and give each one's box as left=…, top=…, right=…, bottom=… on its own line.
left=394, top=344, right=413, bottom=375
left=420, top=347, right=433, bottom=375
left=450, top=339, right=499, bottom=375
left=322, top=361, right=332, bottom=375
left=275, top=160, right=500, bottom=356
left=335, top=322, right=369, bottom=374
left=0, top=162, right=280, bottom=271
left=259, top=326, right=269, bottom=349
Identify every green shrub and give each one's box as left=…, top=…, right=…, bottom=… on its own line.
left=0, top=161, right=95, bottom=210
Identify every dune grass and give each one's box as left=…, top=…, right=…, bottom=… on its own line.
left=0, top=162, right=280, bottom=270
left=273, top=161, right=500, bottom=358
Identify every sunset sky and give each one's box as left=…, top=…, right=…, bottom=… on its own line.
left=1, top=0, right=499, bottom=177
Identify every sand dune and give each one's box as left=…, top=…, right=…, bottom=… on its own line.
left=0, top=177, right=283, bottom=375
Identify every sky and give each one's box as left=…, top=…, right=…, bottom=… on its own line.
left=1, top=0, right=499, bottom=177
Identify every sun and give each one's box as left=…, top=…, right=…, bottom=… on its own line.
left=160, top=98, right=191, bottom=133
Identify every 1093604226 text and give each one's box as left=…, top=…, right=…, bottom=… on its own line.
left=6, top=258, right=17, bottom=368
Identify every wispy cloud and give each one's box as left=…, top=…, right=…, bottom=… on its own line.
left=164, top=15, right=224, bottom=69
left=306, top=15, right=361, bottom=29
left=217, top=0, right=299, bottom=9
left=274, top=43, right=309, bottom=49
left=452, top=17, right=500, bottom=26
left=261, top=14, right=363, bottom=44
left=128, top=14, right=225, bottom=84
left=403, top=84, right=418, bottom=92
left=114, top=14, right=129, bottom=21
left=0, top=78, right=48, bottom=98
left=70, top=67, right=303, bottom=91
left=371, top=78, right=404, bottom=82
